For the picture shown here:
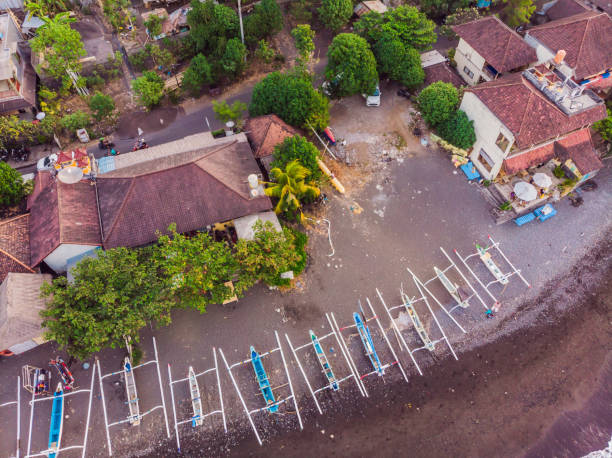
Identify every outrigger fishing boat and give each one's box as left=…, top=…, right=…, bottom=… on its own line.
left=476, top=244, right=509, bottom=285
left=250, top=346, right=278, bottom=413
left=309, top=330, right=339, bottom=391
left=434, top=267, right=469, bottom=309
left=49, top=358, right=75, bottom=390
left=123, top=357, right=140, bottom=425
left=400, top=292, right=435, bottom=351
left=188, top=366, right=204, bottom=427
left=47, top=383, right=64, bottom=458
left=353, top=311, right=385, bottom=376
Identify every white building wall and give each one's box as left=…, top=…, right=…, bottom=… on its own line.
left=524, top=34, right=555, bottom=64
left=460, top=92, right=516, bottom=179
left=454, top=38, right=489, bottom=86
left=44, top=243, right=101, bottom=273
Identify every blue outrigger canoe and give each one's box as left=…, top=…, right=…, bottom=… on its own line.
left=310, top=330, right=339, bottom=391
left=250, top=346, right=278, bottom=413
left=353, top=312, right=385, bottom=376
left=48, top=383, right=64, bottom=458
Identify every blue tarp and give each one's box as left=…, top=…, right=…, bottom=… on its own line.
left=97, top=156, right=116, bottom=174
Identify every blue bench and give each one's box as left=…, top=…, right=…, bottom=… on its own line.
left=534, top=204, right=557, bottom=221
left=514, top=212, right=536, bottom=226
left=460, top=161, right=481, bottom=181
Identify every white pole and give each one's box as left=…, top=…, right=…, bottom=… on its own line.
left=218, top=348, right=262, bottom=445
left=285, top=333, right=323, bottom=414
left=275, top=331, right=303, bottom=430
left=81, top=363, right=97, bottom=458
left=365, top=297, right=409, bottom=383
left=237, top=0, right=245, bottom=45
left=167, top=365, right=181, bottom=452
left=440, top=247, right=490, bottom=310
left=454, top=248, right=499, bottom=304
left=488, top=235, right=531, bottom=287
left=213, top=348, right=227, bottom=433
left=307, top=122, right=337, bottom=160
left=325, top=313, right=366, bottom=397
left=26, top=380, right=35, bottom=458
left=16, top=375, right=21, bottom=458
left=96, top=359, right=113, bottom=456
left=152, top=337, right=171, bottom=438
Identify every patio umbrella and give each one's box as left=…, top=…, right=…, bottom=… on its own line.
left=513, top=181, right=538, bottom=201
left=533, top=172, right=552, bottom=188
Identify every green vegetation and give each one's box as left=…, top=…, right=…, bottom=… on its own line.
left=292, top=25, right=316, bottom=61
left=325, top=33, right=378, bottom=98
left=25, top=0, right=69, bottom=17
left=102, top=0, right=131, bottom=31
left=374, top=35, right=424, bottom=89
left=318, top=0, right=353, bottom=32
left=440, top=8, right=482, bottom=38
left=271, top=135, right=321, bottom=181
left=212, top=100, right=247, bottom=127
left=255, top=40, right=276, bottom=63
left=132, top=71, right=165, bottom=109
left=187, top=0, right=239, bottom=56
left=60, top=111, right=90, bottom=133
left=265, top=160, right=320, bottom=221
left=30, top=13, right=87, bottom=91
left=499, top=201, right=512, bottom=211
left=89, top=92, right=115, bottom=122
left=0, top=162, right=26, bottom=208
left=553, top=165, right=566, bottom=179
left=244, top=0, right=284, bottom=44
left=290, top=0, right=313, bottom=22
left=437, top=110, right=476, bottom=150
left=181, top=54, right=214, bottom=96
left=419, top=0, right=470, bottom=20
left=417, top=82, right=459, bottom=127
left=503, top=0, right=536, bottom=27
left=249, top=71, right=330, bottom=130
left=144, top=13, right=165, bottom=38
left=221, top=38, right=247, bottom=78
left=593, top=103, right=612, bottom=153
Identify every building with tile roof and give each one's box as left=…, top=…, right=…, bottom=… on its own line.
left=525, top=11, right=612, bottom=86
left=244, top=114, right=300, bottom=173
left=460, top=68, right=606, bottom=179
left=452, top=16, right=538, bottom=86
left=0, top=214, right=34, bottom=283
left=543, top=0, right=590, bottom=20
left=420, top=50, right=464, bottom=88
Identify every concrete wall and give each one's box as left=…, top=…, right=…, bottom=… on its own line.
left=460, top=92, right=515, bottom=179
left=455, top=38, right=490, bottom=86
left=44, top=243, right=101, bottom=273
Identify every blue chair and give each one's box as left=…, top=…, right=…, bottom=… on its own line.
left=534, top=204, right=557, bottom=221
left=460, top=161, right=481, bottom=181
left=514, top=212, right=536, bottom=226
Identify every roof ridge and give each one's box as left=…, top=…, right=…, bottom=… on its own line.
left=500, top=30, right=513, bottom=72
left=55, top=179, right=65, bottom=244
left=516, top=90, right=535, bottom=145
left=102, top=177, right=136, bottom=244
left=0, top=246, right=35, bottom=272
left=259, top=117, right=274, bottom=157
left=574, top=15, right=593, bottom=74
left=0, top=213, right=29, bottom=226
left=192, top=161, right=252, bottom=202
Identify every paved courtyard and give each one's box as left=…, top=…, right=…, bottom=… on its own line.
left=1, top=87, right=611, bottom=457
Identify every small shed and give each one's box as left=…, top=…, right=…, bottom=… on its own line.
left=0, top=273, right=51, bottom=354
left=244, top=114, right=300, bottom=175
left=354, top=1, right=388, bottom=17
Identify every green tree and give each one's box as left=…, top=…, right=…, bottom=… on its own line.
left=234, top=221, right=303, bottom=287
left=89, top=92, right=115, bottom=122
left=437, top=110, right=476, bottom=150
left=325, top=33, right=378, bottom=98
left=212, top=100, right=247, bottom=126
left=255, top=40, right=276, bottom=63
left=244, top=0, right=283, bottom=44
left=265, top=159, right=320, bottom=221
left=594, top=105, right=612, bottom=152
left=503, top=0, right=536, bottom=27
left=439, top=7, right=481, bottom=38
left=60, top=111, right=90, bottom=132
left=187, top=0, right=239, bottom=56
left=318, top=0, right=352, bottom=32
left=40, top=247, right=173, bottom=360
left=149, top=44, right=175, bottom=69
left=374, top=35, right=424, bottom=89
left=0, top=162, right=25, bottom=208
left=144, top=13, right=165, bottom=38
left=181, top=54, right=213, bottom=96
left=271, top=135, right=321, bottom=181
left=155, top=224, right=240, bottom=312
left=291, top=24, right=316, bottom=61
left=417, top=81, right=459, bottom=127
left=221, top=38, right=247, bottom=78
left=132, top=71, right=165, bottom=109
left=354, top=11, right=384, bottom=44
left=419, top=0, right=470, bottom=20
left=30, top=13, right=87, bottom=90
left=103, top=0, right=131, bottom=31
left=249, top=71, right=330, bottom=130
left=25, top=0, right=69, bottom=17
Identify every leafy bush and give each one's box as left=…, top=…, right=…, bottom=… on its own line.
left=503, top=0, right=535, bottom=28
left=149, top=44, right=175, bottom=69
left=221, top=38, right=247, bottom=78
left=249, top=71, right=330, bottom=130
left=187, top=0, right=239, bottom=56
left=268, top=227, right=308, bottom=286
left=244, top=0, right=283, bottom=44
left=553, top=165, right=566, bottom=179
left=181, top=54, right=213, bottom=96
left=290, top=0, right=313, bottom=22
left=102, top=0, right=131, bottom=31
left=437, top=110, right=475, bottom=150
left=440, top=8, right=481, bottom=39
left=86, top=72, right=105, bottom=90
left=60, top=111, right=90, bottom=132
left=212, top=100, right=247, bottom=126
left=132, top=71, right=165, bottom=109
left=0, top=162, right=25, bottom=208
left=291, top=25, right=316, bottom=61
left=419, top=0, right=470, bottom=20
left=374, top=36, right=424, bottom=89
left=325, top=33, right=378, bottom=97
left=417, top=81, right=459, bottom=127
left=144, top=14, right=165, bottom=38
left=318, top=0, right=353, bottom=32
left=255, top=40, right=276, bottom=63
left=89, top=92, right=115, bottom=122
left=271, top=135, right=321, bottom=181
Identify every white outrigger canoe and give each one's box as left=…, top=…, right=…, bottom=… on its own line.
left=434, top=266, right=469, bottom=309
left=188, top=366, right=204, bottom=427
left=477, top=244, right=509, bottom=285
left=400, top=292, right=435, bottom=351
left=124, top=357, right=140, bottom=425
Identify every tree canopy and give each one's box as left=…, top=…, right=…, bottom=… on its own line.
left=132, top=71, right=165, bottom=109
left=265, top=160, right=320, bottom=221
left=249, top=71, right=330, bottom=130
left=0, top=162, right=25, bottom=208
left=181, top=54, right=214, bottom=96
left=245, top=0, right=283, bottom=44
left=439, top=7, right=482, bottom=38
left=318, top=0, right=353, bottom=32
left=325, top=33, right=378, bottom=98
left=417, top=81, right=459, bottom=127
left=419, top=0, right=470, bottom=20
left=374, top=35, right=424, bottom=89
left=437, top=110, right=476, bottom=150
left=221, top=38, right=247, bottom=78
left=30, top=13, right=86, bottom=90
left=40, top=247, right=173, bottom=360
left=503, top=0, right=536, bottom=27
left=271, top=135, right=321, bottom=181
left=89, top=92, right=115, bottom=122
left=292, top=25, right=316, bottom=61
left=187, top=0, right=239, bottom=56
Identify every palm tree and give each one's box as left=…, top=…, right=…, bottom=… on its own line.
left=265, top=159, right=320, bottom=222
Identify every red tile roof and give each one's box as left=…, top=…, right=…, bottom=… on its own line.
left=0, top=214, right=34, bottom=283
left=452, top=17, right=537, bottom=73
left=502, top=127, right=600, bottom=173
left=424, top=62, right=464, bottom=88
left=29, top=173, right=102, bottom=267
left=244, top=114, right=301, bottom=159
left=546, top=0, right=590, bottom=20
left=527, top=12, right=612, bottom=80
left=466, top=73, right=606, bottom=149
left=97, top=140, right=272, bottom=249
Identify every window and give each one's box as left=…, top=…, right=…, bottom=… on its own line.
left=476, top=148, right=494, bottom=172
left=463, top=66, right=474, bottom=79
left=495, top=132, right=510, bottom=152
